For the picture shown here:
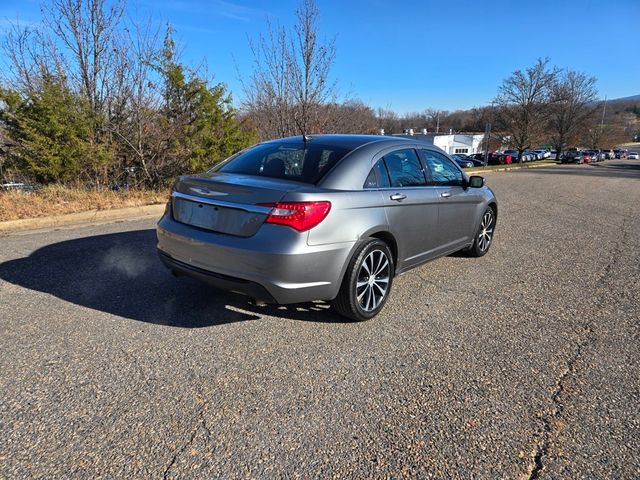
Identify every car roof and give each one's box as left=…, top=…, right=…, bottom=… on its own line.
left=260, top=134, right=412, bottom=150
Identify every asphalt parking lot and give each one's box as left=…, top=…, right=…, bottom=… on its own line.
left=1, top=160, right=639, bottom=479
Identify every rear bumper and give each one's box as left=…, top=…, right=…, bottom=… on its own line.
left=156, top=210, right=356, bottom=304
left=158, top=250, right=277, bottom=303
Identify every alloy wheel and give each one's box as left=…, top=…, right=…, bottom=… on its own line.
left=478, top=210, right=494, bottom=252
left=356, top=249, right=390, bottom=312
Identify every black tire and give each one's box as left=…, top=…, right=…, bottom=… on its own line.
left=468, top=207, right=496, bottom=257
left=331, top=239, right=394, bottom=321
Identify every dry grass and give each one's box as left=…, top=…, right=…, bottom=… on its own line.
left=0, top=185, right=168, bottom=222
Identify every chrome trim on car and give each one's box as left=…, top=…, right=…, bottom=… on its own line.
left=171, top=191, right=273, bottom=214
left=188, top=186, right=228, bottom=197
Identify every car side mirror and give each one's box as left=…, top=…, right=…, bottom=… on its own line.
left=468, top=175, right=484, bottom=188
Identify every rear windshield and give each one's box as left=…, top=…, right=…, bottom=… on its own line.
left=214, top=142, right=351, bottom=184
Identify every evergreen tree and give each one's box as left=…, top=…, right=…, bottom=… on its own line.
left=0, top=77, right=110, bottom=184
left=158, top=27, right=256, bottom=176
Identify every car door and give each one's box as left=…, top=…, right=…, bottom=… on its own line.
left=421, top=149, right=483, bottom=251
left=365, top=149, right=440, bottom=269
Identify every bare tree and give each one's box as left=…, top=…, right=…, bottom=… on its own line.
left=424, top=108, right=442, bottom=132
left=322, top=100, right=377, bottom=133
left=376, top=107, right=399, bottom=134
left=242, top=21, right=296, bottom=139
left=108, top=17, right=163, bottom=186
left=289, top=0, right=336, bottom=134
left=1, top=21, right=66, bottom=94
left=2, top=25, right=41, bottom=93
left=1, top=0, right=253, bottom=188
left=242, top=0, right=337, bottom=139
left=494, top=58, right=559, bottom=161
left=583, top=120, right=630, bottom=149
left=548, top=70, right=597, bottom=158
left=42, top=0, right=126, bottom=114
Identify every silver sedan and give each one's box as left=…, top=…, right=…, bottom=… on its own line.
left=157, top=135, right=498, bottom=320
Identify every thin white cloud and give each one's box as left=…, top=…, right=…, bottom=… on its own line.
left=0, top=17, right=40, bottom=37
left=211, top=0, right=267, bottom=22
left=141, top=0, right=267, bottom=22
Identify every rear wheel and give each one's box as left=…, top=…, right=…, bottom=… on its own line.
left=331, top=239, right=394, bottom=321
left=468, top=207, right=496, bottom=257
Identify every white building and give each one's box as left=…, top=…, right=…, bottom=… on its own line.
left=393, top=131, right=486, bottom=155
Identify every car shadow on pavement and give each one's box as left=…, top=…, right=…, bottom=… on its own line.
left=0, top=229, right=346, bottom=327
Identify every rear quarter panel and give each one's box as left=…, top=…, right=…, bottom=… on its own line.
left=281, top=189, right=389, bottom=246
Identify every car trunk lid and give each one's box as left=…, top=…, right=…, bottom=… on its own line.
left=171, top=173, right=301, bottom=237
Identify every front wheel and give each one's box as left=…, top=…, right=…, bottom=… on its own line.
left=468, top=208, right=496, bottom=257
left=331, top=239, right=394, bottom=321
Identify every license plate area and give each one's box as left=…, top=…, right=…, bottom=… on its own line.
left=172, top=198, right=220, bottom=231
left=171, top=196, right=266, bottom=236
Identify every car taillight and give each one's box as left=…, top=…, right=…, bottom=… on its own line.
left=259, top=201, right=331, bottom=232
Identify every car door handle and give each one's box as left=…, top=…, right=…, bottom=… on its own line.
left=440, top=192, right=451, bottom=198
left=390, top=193, right=406, bottom=201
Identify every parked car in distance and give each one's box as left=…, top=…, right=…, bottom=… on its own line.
left=0, top=182, right=40, bottom=192
left=593, top=149, right=605, bottom=162
left=456, top=154, right=485, bottom=167
left=157, top=134, right=498, bottom=321
left=471, top=153, right=497, bottom=165
left=562, top=149, right=583, bottom=164
left=503, top=150, right=522, bottom=162
left=473, top=152, right=511, bottom=165
left=601, top=149, right=614, bottom=159
left=526, top=150, right=541, bottom=161
left=451, top=154, right=476, bottom=168
left=584, top=150, right=602, bottom=162
left=628, top=151, right=639, bottom=160
left=534, top=149, right=550, bottom=159
left=614, top=149, right=627, bottom=159
left=495, top=152, right=513, bottom=164
left=582, top=152, right=593, bottom=163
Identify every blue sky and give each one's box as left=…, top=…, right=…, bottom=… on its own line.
left=1, top=0, right=639, bottom=113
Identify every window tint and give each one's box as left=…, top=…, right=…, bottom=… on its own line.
left=422, top=150, right=464, bottom=186
left=364, top=159, right=391, bottom=189
left=382, top=149, right=426, bottom=187
left=215, top=143, right=350, bottom=184
left=364, top=169, right=377, bottom=189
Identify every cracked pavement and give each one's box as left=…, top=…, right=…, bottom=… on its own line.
left=1, top=159, right=639, bottom=478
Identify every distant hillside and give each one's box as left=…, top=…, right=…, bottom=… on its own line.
left=606, top=94, right=640, bottom=103
left=592, top=95, right=639, bottom=120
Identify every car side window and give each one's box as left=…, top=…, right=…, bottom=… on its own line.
left=422, top=150, right=464, bottom=187
left=382, top=149, right=426, bottom=187
left=364, top=159, right=391, bottom=189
